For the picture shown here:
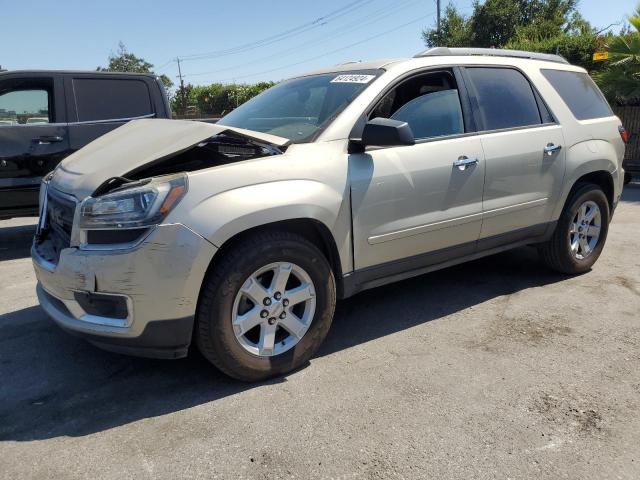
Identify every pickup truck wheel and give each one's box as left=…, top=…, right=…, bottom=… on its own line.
left=540, top=183, right=610, bottom=274
left=196, top=231, right=336, bottom=382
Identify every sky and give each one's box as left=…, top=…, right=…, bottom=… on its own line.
left=0, top=0, right=633, bottom=87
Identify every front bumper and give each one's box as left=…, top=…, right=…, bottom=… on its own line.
left=32, top=223, right=217, bottom=359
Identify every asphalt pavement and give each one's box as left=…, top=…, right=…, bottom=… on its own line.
left=1, top=184, right=639, bottom=479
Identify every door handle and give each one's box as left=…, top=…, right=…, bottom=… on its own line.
left=453, top=156, right=479, bottom=171
left=33, top=136, right=64, bottom=145
left=544, top=143, right=562, bottom=156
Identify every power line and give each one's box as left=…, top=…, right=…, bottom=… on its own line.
left=183, top=0, right=423, bottom=79
left=200, top=12, right=435, bottom=84
left=178, top=0, right=376, bottom=62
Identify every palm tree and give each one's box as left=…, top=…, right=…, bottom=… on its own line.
left=595, top=4, right=640, bottom=102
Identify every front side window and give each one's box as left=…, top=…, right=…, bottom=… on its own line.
left=466, top=67, right=541, bottom=131
left=0, top=89, right=51, bottom=125
left=541, top=69, right=612, bottom=121
left=72, top=78, right=153, bottom=122
left=218, top=70, right=382, bottom=143
left=370, top=70, right=465, bottom=140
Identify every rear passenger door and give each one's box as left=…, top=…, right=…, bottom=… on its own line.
left=64, top=74, right=157, bottom=154
left=462, top=66, right=565, bottom=243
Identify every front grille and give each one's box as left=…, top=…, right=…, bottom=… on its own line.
left=35, top=187, right=77, bottom=264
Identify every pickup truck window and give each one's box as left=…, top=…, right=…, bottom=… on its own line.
left=0, top=88, right=51, bottom=125
left=72, top=78, right=153, bottom=122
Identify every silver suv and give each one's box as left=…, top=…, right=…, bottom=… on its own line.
left=32, top=48, right=626, bottom=381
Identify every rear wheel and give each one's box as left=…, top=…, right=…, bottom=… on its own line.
left=196, top=231, right=336, bottom=381
left=540, top=183, right=610, bottom=274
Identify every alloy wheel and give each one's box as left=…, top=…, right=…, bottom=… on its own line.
left=231, top=262, right=316, bottom=357
left=569, top=200, right=601, bottom=260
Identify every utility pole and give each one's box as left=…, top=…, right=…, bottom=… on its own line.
left=176, top=57, right=186, bottom=115
left=436, top=0, right=441, bottom=46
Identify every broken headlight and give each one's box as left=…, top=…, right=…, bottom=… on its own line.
left=79, top=173, right=187, bottom=230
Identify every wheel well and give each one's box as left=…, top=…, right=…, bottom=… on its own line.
left=571, top=170, right=614, bottom=210
left=204, top=219, right=344, bottom=296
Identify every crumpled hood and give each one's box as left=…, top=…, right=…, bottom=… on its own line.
left=50, top=118, right=290, bottom=199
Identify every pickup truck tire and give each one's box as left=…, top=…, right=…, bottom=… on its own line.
left=196, top=231, right=336, bottom=382
left=540, top=183, right=610, bottom=274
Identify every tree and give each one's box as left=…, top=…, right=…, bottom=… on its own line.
left=422, top=4, right=471, bottom=47
left=170, top=81, right=276, bottom=117
left=97, top=42, right=174, bottom=90
left=593, top=4, right=640, bottom=103
left=469, top=0, right=522, bottom=47
left=423, top=0, right=585, bottom=47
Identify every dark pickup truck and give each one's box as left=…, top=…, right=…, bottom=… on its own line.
left=0, top=70, right=171, bottom=219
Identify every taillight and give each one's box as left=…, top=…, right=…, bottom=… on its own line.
left=619, top=125, right=629, bottom=143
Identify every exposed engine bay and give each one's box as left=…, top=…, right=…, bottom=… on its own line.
left=94, top=133, right=285, bottom=196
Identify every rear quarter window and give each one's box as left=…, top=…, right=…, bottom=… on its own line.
left=72, top=78, right=153, bottom=122
left=541, top=69, right=612, bottom=120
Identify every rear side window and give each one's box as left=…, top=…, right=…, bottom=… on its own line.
left=72, top=78, right=153, bottom=122
left=466, top=67, right=541, bottom=130
left=541, top=69, right=612, bottom=120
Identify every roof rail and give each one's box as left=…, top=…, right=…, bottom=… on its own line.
left=414, top=47, right=569, bottom=64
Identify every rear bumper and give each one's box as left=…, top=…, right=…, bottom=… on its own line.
left=32, top=223, right=218, bottom=359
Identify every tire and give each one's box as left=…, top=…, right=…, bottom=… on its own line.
left=540, top=183, right=610, bottom=274
left=196, top=230, right=336, bottom=382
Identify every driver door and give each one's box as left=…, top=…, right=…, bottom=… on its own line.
left=349, top=68, right=485, bottom=275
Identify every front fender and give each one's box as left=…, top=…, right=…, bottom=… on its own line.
left=177, top=179, right=352, bottom=271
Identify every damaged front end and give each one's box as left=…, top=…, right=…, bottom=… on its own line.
left=37, top=119, right=289, bottom=254
left=31, top=119, right=289, bottom=357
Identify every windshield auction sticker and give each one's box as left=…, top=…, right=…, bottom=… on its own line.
left=330, top=74, right=376, bottom=84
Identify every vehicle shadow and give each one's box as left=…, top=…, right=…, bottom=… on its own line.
left=0, top=223, right=36, bottom=261
left=0, top=246, right=569, bottom=442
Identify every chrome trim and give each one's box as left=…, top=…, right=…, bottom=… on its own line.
left=68, top=112, right=156, bottom=126
left=0, top=112, right=156, bottom=128
left=453, top=156, right=480, bottom=170
left=36, top=182, right=49, bottom=236
left=367, top=198, right=549, bottom=245
left=368, top=211, right=483, bottom=245
left=544, top=143, right=562, bottom=155
left=67, top=290, right=133, bottom=328
left=37, top=283, right=132, bottom=329
left=481, top=198, right=549, bottom=219
left=78, top=227, right=155, bottom=251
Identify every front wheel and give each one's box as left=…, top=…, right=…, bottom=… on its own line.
left=196, top=231, right=336, bottom=381
left=540, top=183, right=610, bottom=274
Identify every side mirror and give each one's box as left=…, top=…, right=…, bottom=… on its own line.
left=360, top=117, right=415, bottom=149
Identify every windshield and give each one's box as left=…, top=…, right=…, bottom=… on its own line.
left=217, top=70, right=382, bottom=143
